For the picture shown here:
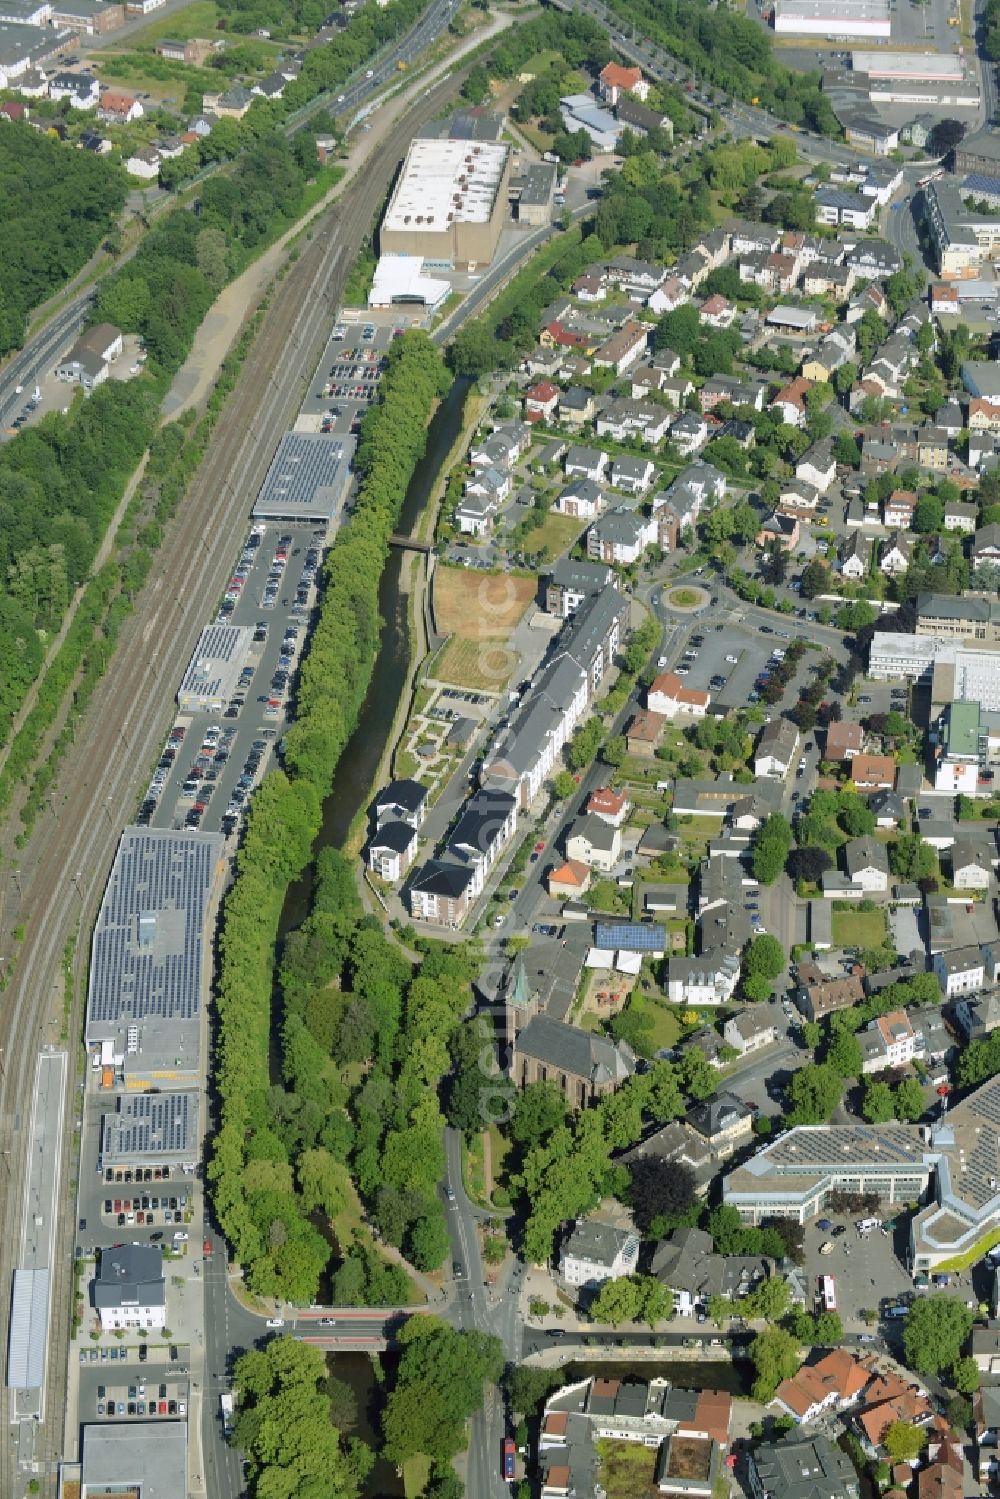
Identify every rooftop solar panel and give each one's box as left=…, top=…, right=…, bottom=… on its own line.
left=594, top=922, right=667, bottom=951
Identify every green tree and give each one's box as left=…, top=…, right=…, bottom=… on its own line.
left=553, top=770, right=576, bottom=799
left=883, top=1422, right=927, bottom=1463
left=745, top=935, right=785, bottom=981
left=889, top=834, right=937, bottom=882
left=825, top=1026, right=862, bottom=1080
left=785, top=1063, right=843, bottom=1125
left=749, top=1325, right=801, bottom=1400
left=862, top=1080, right=895, bottom=1123
left=382, top=1319, right=504, bottom=1466
left=893, top=1076, right=926, bottom=1123
left=951, top=1355, right=980, bottom=1394
left=511, top=1081, right=568, bottom=1148
left=902, top=1296, right=973, bottom=1376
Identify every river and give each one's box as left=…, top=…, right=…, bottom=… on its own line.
left=279, top=374, right=471, bottom=937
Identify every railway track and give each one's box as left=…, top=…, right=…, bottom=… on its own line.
left=0, top=61, right=470, bottom=1496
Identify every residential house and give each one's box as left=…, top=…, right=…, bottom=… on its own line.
left=587, top=506, right=657, bottom=565
left=49, top=71, right=100, bottom=108
left=933, top=944, right=991, bottom=998
left=870, top=789, right=906, bottom=828
left=884, top=490, right=917, bottom=528
left=373, top=777, right=428, bottom=829
left=846, top=281, right=888, bottom=323
left=592, top=320, right=649, bottom=376
left=446, top=788, right=517, bottom=898
left=206, top=84, right=253, bottom=119
left=826, top=721, right=864, bottom=762
left=649, top=276, right=690, bottom=315
left=860, top=435, right=898, bottom=476
left=573, top=272, right=605, bottom=302
left=651, top=1225, right=770, bottom=1316
left=769, top=376, right=813, bottom=428
left=366, top=821, right=418, bottom=883
left=841, top=531, right=869, bottom=581
left=566, top=814, right=622, bottom=872
left=919, top=429, right=950, bottom=470
left=723, top=1008, right=777, bottom=1057
left=525, top=379, right=560, bottom=422
left=851, top=751, right=898, bottom=785
left=647, top=671, right=710, bottom=721
left=586, top=787, right=631, bottom=827
left=555, top=479, right=604, bottom=523
left=93, top=1243, right=165, bottom=1331
left=771, top=1349, right=873, bottom=1424
left=669, top=410, right=708, bottom=457
left=626, top=708, right=666, bottom=758
left=97, top=90, right=143, bottom=123
left=816, top=187, right=877, bottom=231
left=688, top=1092, right=754, bottom=1158
left=699, top=293, right=734, bottom=328
left=973, top=523, right=1000, bottom=569
left=611, top=455, right=656, bottom=495
left=596, top=398, right=671, bottom=444
left=748, top=1432, right=860, bottom=1499
left=796, top=440, right=837, bottom=493
left=597, top=61, right=650, bottom=104
left=754, top=718, right=800, bottom=778
left=559, top=1217, right=640, bottom=1288
left=969, top=398, right=1000, bottom=433
left=602, top=254, right=662, bottom=298
left=944, top=500, right=978, bottom=533
left=511, top=1013, right=635, bottom=1107
left=666, top=952, right=741, bottom=1007
left=859, top=1010, right=917, bottom=1074
left=548, top=858, right=592, bottom=899
left=251, top=71, right=286, bottom=100
left=797, top=971, right=865, bottom=1022
left=757, top=512, right=800, bottom=551
left=125, top=145, right=160, bottom=180
left=558, top=386, right=595, bottom=428
left=880, top=532, right=912, bottom=577
left=565, top=445, right=608, bottom=481
left=844, top=835, right=890, bottom=892
left=950, top=835, right=992, bottom=889
left=660, top=374, right=695, bottom=410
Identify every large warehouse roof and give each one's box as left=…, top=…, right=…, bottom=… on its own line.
left=82, top=1420, right=188, bottom=1499
left=383, top=138, right=509, bottom=233
left=775, top=0, right=889, bottom=25
left=100, top=1090, right=200, bottom=1165
left=6, top=1268, right=49, bottom=1390
left=852, top=50, right=965, bottom=78
left=85, top=828, right=223, bottom=1073
left=252, top=431, right=355, bottom=521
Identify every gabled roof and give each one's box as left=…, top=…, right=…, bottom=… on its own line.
left=515, top=1014, right=636, bottom=1084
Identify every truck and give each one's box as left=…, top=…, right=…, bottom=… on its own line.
left=502, top=1437, right=516, bottom=1482
left=220, top=1392, right=234, bottom=1436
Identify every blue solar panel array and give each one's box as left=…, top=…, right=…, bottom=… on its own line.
left=87, top=829, right=222, bottom=1029
left=594, top=922, right=667, bottom=951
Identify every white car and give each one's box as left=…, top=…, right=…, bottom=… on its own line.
left=266, top=1317, right=285, bottom=1329
left=172, top=1231, right=188, bottom=1242
left=725, top=654, right=739, bottom=664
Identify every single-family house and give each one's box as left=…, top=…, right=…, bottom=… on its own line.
left=586, top=787, right=631, bottom=827
left=850, top=755, right=896, bottom=791
left=825, top=721, right=864, bottom=762
left=754, top=718, right=800, bottom=778
left=555, top=477, right=604, bottom=519
left=611, top=455, right=656, bottom=495
left=723, top=1008, right=777, bottom=1057
left=769, top=376, right=813, bottom=428
left=525, top=379, right=560, bottom=422
left=844, top=835, right=890, bottom=892
left=565, top=445, right=608, bottom=481
left=841, top=531, right=869, bottom=581
left=880, top=532, right=912, bottom=577
left=669, top=410, right=708, bottom=456
left=796, top=440, right=837, bottom=493
left=951, top=835, right=992, bottom=890
left=97, top=90, right=143, bottom=123
left=566, top=814, right=622, bottom=873
left=647, top=671, right=710, bottom=721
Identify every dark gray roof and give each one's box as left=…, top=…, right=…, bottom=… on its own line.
left=375, top=779, right=428, bottom=815
left=409, top=859, right=474, bottom=899
left=844, top=834, right=889, bottom=875
left=688, top=1090, right=753, bottom=1141
left=369, top=820, right=417, bottom=855
left=514, top=1014, right=635, bottom=1084
left=751, top=1433, right=859, bottom=1499
left=93, top=1244, right=165, bottom=1310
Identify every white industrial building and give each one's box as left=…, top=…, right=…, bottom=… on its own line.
left=773, top=0, right=890, bottom=38
left=851, top=51, right=979, bottom=105
left=368, top=254, right=449, bottom=311
left=379, top=137, right=511, bottom=269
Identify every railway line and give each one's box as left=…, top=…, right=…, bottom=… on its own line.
left=0, top=59, right=473, bottom=1498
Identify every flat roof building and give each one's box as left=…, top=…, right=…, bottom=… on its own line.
left=99, top=1089, right=200, bottom=1169
left=368, top=254, right=449, bottom=310
left=380, top=136, right=511, bottom=269
left=852, top=50, right=964, bottom=78
left=6, top=1267, right=49, bottom=1391
left=0, top=19, right=71, bottom=84
left=176, top=622, right=252, bottom=713
left=84, top=827, right=223, bottom=1086
left=774, top=0, right=889, bottom=36
left=252, top=431, right=355, bottom=522
left=81, top=1420, right=188, bottom=1499
left=924, top=180, right=1000, bottom=275
left=509, top=161, right=557, bottom=226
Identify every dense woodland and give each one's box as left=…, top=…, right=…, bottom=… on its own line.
left=0, top=129, right=126, bottom=357
left=208, top=334, right=455, bottom=1303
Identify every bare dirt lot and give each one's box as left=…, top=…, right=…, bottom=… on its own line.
left=431, top=567, right=535, bottom=690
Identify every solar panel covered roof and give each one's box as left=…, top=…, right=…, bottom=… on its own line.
left=252, top=432, right=355, bottom=520
left=85, top=828, right=223, bottom=1040
left=594, top=922, right=667, bottom=951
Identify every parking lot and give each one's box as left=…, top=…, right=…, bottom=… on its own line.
left=801, top=1216, right=915, bottom=1329
left=78, top=1355, right=190, bottom=1424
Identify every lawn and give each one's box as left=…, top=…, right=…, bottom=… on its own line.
left=597, top=1438, right=660, bottom=1499
left=402, top=1455, right=431, bottom=1498
left=831, top=908, right=887, bottom=949
left=517, top=510, right=585, bottom=560
left=126, top=0, right=221, bottom=45
left=430, top=567, right=535, bottom=689
left=676, top=815, right=722, bottom=863
left=626, top=991, right=683, bottom=1051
